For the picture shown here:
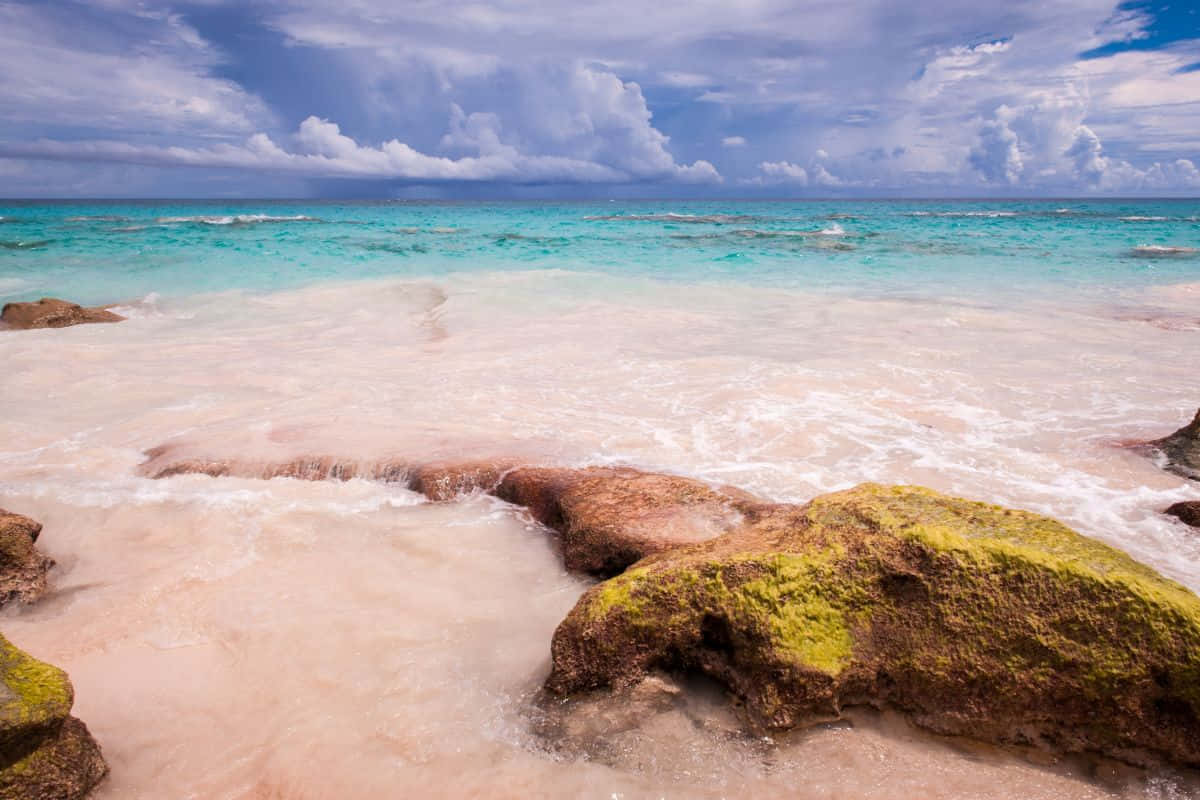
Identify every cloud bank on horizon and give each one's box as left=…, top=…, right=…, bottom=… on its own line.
left=1, top=0, right=1198, bottom=197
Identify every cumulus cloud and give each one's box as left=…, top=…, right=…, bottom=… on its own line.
left=1066, top=125, right=1107, bottom=184
left=2, top=107, right=720, bottom=185
left=2, top=0, right=1199, bottom=194
left=757, top=161, right=808, bottom=184
left=969, top=113, right=1024, bottom=184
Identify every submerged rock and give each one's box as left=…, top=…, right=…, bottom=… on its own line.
left=0, top=298, right=123, bottom=330
left=495, top=467, right=756, bottom=576
left=144, top=451, right=756, bottom=577
left=0, top=634, right=107, bottom=799
left=1147, top=409, right=1200, bottom=481
left=1166, top=501, right=1200, bottom=529
left=0, top=510, right=54, bottom=607
left=548, top=483, right=1200, bottom=767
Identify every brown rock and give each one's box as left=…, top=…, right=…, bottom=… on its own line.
left=406, top=461, right=514, bottom=501
left=0, top=635, right=107, bottom=799
left=0, top=510, right=54, bottom=607
left=1166, top=501, right=1200, bottom=528
left=142, top=448, right=758, bottom=577
left=548, top=483, right=1200, bottom=767
left=0, top=299, right=123, bottom=330
left=496, top=466, right=755, bottom=576
left=1147, top=409, right=1200, bottom=481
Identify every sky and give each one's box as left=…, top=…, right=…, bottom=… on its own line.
left=1, top=0, right=1198, bottom=198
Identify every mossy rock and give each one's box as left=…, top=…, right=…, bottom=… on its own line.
left=547, top=483, right=1200, bottom=766
left=0, top=635, right=106, bottom=799
left=0, top=634, right=73, bottom=763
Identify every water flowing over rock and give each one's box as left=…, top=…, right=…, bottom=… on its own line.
left=547, top=483, right=1200, bottom=767
left=0, top=634, right=107, bottom=799
left=1147, top=409, right=1200, bottom=481
left=144, top=452, right=757, bottom=577
left=0, top=299, right=124, bottom=330
left=0, top=510, right=54, bottom=607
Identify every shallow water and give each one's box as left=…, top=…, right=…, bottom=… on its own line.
left=1, top=201, right=1199, bottom=797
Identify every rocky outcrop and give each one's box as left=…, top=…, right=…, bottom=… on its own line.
left=495, top=467, right=756, bottom=576
left=1166, top=501, right=1200, bottom=529
left=0, top=510, right=54, bottom=608
left=144, top=452, right=756, bottom=577
left=0, top=299, right=123, bottom=330
left=0, top=634, right=107, bottom=799
left=1146, top=409, right=1200, bottom=481
left=547, top=483, right=1200, bottom=767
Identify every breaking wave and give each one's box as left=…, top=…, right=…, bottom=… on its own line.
left=584, top=213, right=761, bottom=224
left=155, top=214, right=322, bottom=226
left=1129, top=245, right=1198, bottom=258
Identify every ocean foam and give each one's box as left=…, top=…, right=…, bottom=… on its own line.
left=1130, top=245, right=1198, bottom=258
left=156, top=214, right=321, bottom=226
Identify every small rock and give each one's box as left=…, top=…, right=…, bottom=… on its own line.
left=1, top=298, right=124, bottom=330
left=0, top=510, right=54, bottom=607
left=1147, top=409, right=1200, bottom=481
left=1165, top=501, right=1200, bottom=528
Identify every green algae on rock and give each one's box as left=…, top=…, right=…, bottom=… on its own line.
left=547, top=483, right=1200, bottom=767
left=0, top=635, right=106, bottom=799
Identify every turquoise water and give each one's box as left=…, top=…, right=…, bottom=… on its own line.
left=1, top=199, right=1198, bottom=305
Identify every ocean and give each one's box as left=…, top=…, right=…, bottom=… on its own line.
left=1, top=199, right=1199, bottom=798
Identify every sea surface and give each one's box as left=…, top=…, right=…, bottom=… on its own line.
left=1, top=199, right=1199, bottom=798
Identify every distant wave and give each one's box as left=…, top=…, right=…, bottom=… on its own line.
left=583, top=213, right=760, bottom=224
left=393, top=227, right=465, bottom=235
left=155, top=214, right=322, bottom=226
left=0, top=239, right=53, bottom=250
left=1129, top=245, right=1198, bottom=258
left=65, top=214, right=129, bottom=222
left=669, top=226, right=856, bottom=249
left=905, top=211, right=1018, bottom=218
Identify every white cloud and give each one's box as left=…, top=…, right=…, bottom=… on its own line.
left=0, top=2, right=270, bottom=135
left=2, top=101, right=721, bottom=185
left=969, top=113, right=1024, bottom=184
left=722, top=136, right=747, bottom=147
left=754, top=161, right=808, bottom=185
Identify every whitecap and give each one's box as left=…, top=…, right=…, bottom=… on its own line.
left=156, top=214, right=321, bottom=226
left=1129, top=245, right=1198, bottom=258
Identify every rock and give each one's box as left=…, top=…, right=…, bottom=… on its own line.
left=0, top=634, right=107, bottom=799
left=0, top=299, right=123, bottom=331
left=407, top=461, right=513, bottom=501
left=547, top=483, right=1200, bottom=767
left=1166, top=501, right=1200, bottom=529
left=495, top=466, right=755, bottom=576
left=0, top=510, right=54, bottom=607
left=1148, top=409, right=1200, bottom=481
left=143, top=451, right=757, bottom=577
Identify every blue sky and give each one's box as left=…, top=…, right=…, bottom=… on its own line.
left=1, top=0, right=1198, bottom=197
